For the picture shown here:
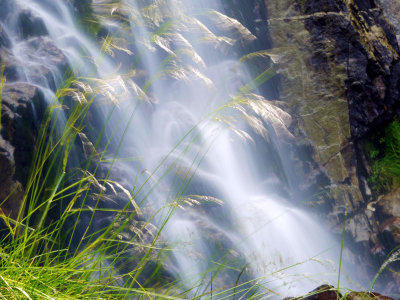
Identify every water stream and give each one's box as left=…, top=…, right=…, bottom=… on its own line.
left=3, top=0, right=360, bottom=297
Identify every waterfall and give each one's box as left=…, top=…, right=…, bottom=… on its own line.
left=2, top=0, right=362, bottom=297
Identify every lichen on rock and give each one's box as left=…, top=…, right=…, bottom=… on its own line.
left=263, top=0, right=400, bottom=291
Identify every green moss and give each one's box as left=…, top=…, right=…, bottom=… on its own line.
left=365, top=120, right=400, bottom=193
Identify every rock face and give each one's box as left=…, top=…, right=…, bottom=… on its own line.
left=0, top=83, right=45, bottom=218
left=261, top=0, right=400, bottom=292
left=0, top=0, right=68, bottom=218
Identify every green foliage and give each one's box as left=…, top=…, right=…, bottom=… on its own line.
left=0, top=1, right=350, bottom=298
left=366, top=120, right=400, bottom=193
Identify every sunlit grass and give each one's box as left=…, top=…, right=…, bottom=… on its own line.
left=1, top=1, right=399, bottom=299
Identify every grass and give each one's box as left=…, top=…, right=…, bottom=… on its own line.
left=0, top=1, right=399, bottom=299
left=0, top=76, right=394, bottom=299
left=0, top=64, right=259, bottom=299
left=365, top=120, right=400, bottom=193
left=0, top=61, right=336, bottom=299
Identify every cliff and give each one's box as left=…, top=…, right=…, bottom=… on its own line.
left=262, top=0, right=400, bottom=291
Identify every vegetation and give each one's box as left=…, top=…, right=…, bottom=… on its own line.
left=365, top=120, right=400, bottom=193
left=1, top=1, right=400, bottom=299
left=0, top=23, right=278, bottom=300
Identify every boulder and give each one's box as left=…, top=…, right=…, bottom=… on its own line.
left=285, top=285, right=340, bottom=300
left=17, top=9, right=48, bottom=39
left=0, top=136, right=24, bottom=219
left=0, top=83, right=46, bottom=218
left=0, top=47, right=23, bottom=82
left=286, top=285, right=395, bottom=299
left=377, top=188, right=400, bottom=243
left=347, top=291, right=394, bottom=300
left=12, top=36, right=68, bottom=88
left=0, top=23, right=21, bottom=82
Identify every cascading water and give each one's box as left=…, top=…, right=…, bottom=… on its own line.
left=2, top=0, right=363, bottom=297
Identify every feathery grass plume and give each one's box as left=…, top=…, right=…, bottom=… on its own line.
left=179, top=16, right=235, bottom=50
left=101, top=35, right=134, bottom=57
left=0, top=0, right=316, bottom=298
left=239, top=48, right=291, bottom=64
left=182, top=195, right=224, bottom=207
left=214, top=114, right=256, bottom=144
left=219, top=94, right=288, bottom=144
left=195, top=9, right=256, bottom=43
left=369, top=247, right=400, bottom=291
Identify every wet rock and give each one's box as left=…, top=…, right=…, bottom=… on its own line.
left=16, top=36, right=68, bottom=88
left=0, top=136, right=24, bottom=219
left=17, top=10, right=48, bottom=39
left=262, top=0, right=400, bottom=290
left=0, top=31, right=68, bottom=85
left=285, top=284, right=340, bottom=299
left=0, top=24, right=21, bottom=81
left=265, top=1, right=360, bottom=240
left=26, top=36, right=68, bottom=71
left=0, top=83, right=46, bottom=217
left=0, top=24, right=11, bottom=48
left=0, top=47, right=24, bottom=82
left=378, top=188, right=400, bottom=217
left=346, top=213, right=374, bottom=242
left=347, top=291, right=394, bottom=300
left=377, top=188, right=400, bottom=243
left=287, top=285, right=395, bottom=299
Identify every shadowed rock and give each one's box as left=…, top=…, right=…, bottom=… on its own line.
left=0, top=83, right=46, bottom=218
left=286, top=284, right=395, bottom=300
left=17, top=9, right=48, bottom=39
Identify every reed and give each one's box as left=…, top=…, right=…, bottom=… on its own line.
left=2, top=1, right=396, bottom=299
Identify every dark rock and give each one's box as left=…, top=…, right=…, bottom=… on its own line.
left=17, top=36, right=69, bottom=88
left=0, top=48, right=22, bottom=81
left=287, top=285, right=395, bottom=300
left=0, top=136, right=24, bottom=219
left=0, top=83, right=46, bottom=217
left=217, top=0, right=280, bottom=99
left=347, top=291, right=394, bottom=300
left=377, top=188, right=400, bottom=244
left=286, top=284, right=340, bottom=300
left=263, top=0, right=400, bottom=292
left=17, top=10, right=48, bottom=39
left=0, top=24, right=11, bottom=48
left=0, top=23, right=20, bottom=81
left=299, top=0, right=347, bottom=14
left=0, top=33, right=68, bottom=85
left=25, top=37, right=68, bottom=71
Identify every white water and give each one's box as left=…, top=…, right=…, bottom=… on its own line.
left=5, top=0, right=359, bottom=297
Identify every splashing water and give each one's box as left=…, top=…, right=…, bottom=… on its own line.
left=3, top=0, right=361, bottom=297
